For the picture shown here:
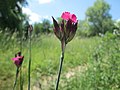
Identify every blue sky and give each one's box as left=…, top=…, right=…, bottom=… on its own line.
left=22, top=0, right=120, bottom=24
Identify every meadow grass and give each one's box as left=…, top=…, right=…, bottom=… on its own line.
left=0, top=34, right=101, bottom=90
left=60, top=33, right=120, bottom=90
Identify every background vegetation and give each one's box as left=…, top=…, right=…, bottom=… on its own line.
left=0, top=0, right=120, bottom=90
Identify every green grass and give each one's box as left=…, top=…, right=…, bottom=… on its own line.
left=60, top=33, right=120, bottom=90
left=0, top=34, right=101, bottom=90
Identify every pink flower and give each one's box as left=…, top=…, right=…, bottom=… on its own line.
left=52, top=12, right=78, bottom=44
left=61, top=12, right=70, bottom=21
left=61, top=12, right=77, bottom=23
left=70, top=14, right=77, bottom=23
left=12, top=52, right=24, bottom=67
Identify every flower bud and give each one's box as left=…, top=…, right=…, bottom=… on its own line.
left=28, top=25, right=33, bottom=32
left=52, top=12, right=78, bottom=44
left=12, top=52, right=24, bottom=67
left=66, top=22, right=78, bottom=43
left=52, top=16, right=61, bottom=40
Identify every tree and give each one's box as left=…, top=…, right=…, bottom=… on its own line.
left=0, top=0, right=27, bottom=32
left=77, top=20, right=90, bottom=37
left=114, top=20, right=120, bottom=36
left=42, top=19, right=51, bottom=33
left=86, top=0, right=114, bottom=36
left=34, top=23, right=42, bottom=36
left=33, top=19, right=51, bottom=36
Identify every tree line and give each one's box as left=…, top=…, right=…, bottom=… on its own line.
left=0, top=0, right=120, bottom=37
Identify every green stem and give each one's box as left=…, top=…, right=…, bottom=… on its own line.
left=55, top=41, right=66, bottom=90
left=19, top=23, right=23, bottom=90
left=13, top=67, right=19, bottom=90
left=28, top=31, right=31, bottom=90
left=20, top=30, right=23, bottom=90
left=55, top=52, right=64, bottom=90
left=20, top=67, right=23, bottom=90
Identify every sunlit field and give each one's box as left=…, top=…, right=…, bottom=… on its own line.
left=0, top=0, right=120, bottom=90
left=0, top=34, right=101, bottom=90
left=1, top=33, right=120, bottom=90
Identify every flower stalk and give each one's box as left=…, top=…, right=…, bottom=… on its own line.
left=20, top=27, right=23, bottom=90
left=12, top=52, right=24, bottom=90
left=56, top=41, right=66, bottom=90
left=20, top=67, right=23, bottom=90
left=28, top=25, right=33, bottom=90
left=52, top=12, right=78, bottom=90
left=13, top=67, right=19, bottom=90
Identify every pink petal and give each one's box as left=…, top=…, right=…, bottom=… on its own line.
left=70, top=14, right=77, bottom=23
left=14, top=60, right=21, bottom=67
left=61, top=12, right=70, bottom=20
left=14, top=58, right=23, bottom=67
left=12, top=58, right=18, bottom=61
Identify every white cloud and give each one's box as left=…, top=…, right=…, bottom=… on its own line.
left=38, top=0, right=54, bottom=4
left=22, top=7, right=52, bottom=24
left=22, top=7, right=41, bottom=24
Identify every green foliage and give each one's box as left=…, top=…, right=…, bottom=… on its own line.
left=33, top=19, right=51, bottom=36
left=77, top=20, right=90, bottom=37
left=64, top=33, right=120, bottom=90
left=0, top=34, right=100, bottom=90
left=114, top=21, right=120, bottom=36
left=0, top=0, right=27, bottom=32
left=34, top=23, right=42, bottom=36
left=86, top=0, right=114, bottom=36
left=2, top=32, right=120, bottom=90
left=42, top=19, right=51, bottom=33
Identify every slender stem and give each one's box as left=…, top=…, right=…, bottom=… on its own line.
left=55, top=41, right=66, bottom=90
left=20, top=29, right=23, bottom=90
left=13, top=67, right=19, bottom=90
left=28, top=31, right=31, bottom=90
left=20, top=67, right=23, bottom=90
left=55, top=51, right=64, bottom=90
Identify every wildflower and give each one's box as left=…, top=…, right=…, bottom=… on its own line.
left=52, top=12, right=78, bottom=90
left=61, top=12, right=77, bottom=23
left=28, top=25, right=33, bottom=32
left=52, top=11, right=78, bottom=44
left=12, top=52, right=24, bottom=67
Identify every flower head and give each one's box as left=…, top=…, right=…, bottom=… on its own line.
left=52, top=12, right=78, bottom=44
left=61, top=12, right=77, bottom=23
left=12, top=52, right=24, bottom=67
left=61, top=12, right=71, bottom=21
left=28, top=25, right=33, bottom=32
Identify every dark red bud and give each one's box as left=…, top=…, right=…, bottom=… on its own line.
left=66, top=22, right=78, bottom=43
left=60, top=20, right=64, bottom=32
left=60, top=20, right=65, bottom=39
left=28, top=25, right=33, bottom=32
left=17, top=52, right=21, bottom=56
left=66, top=19, right=72, bottom=39
left=52, top=16, right=61, bottom=40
